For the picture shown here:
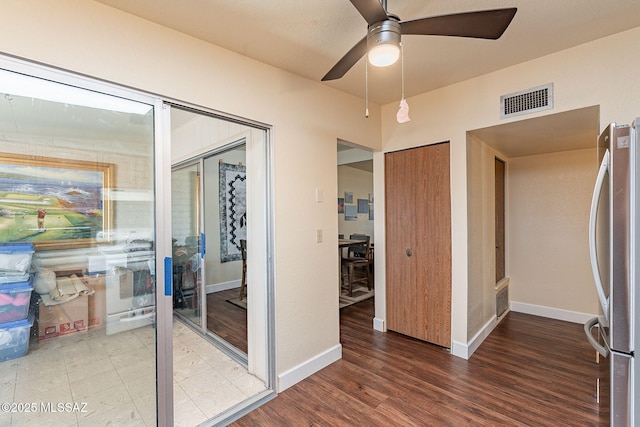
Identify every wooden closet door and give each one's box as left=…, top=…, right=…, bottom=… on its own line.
left=385, top=149, right=419, bottom=338
left=385, top=143, right=451, bottom=347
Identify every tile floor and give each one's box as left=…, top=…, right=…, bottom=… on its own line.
left=0, top=319, right=266, bottom=426
left=172, top=320, right=266, bottom=426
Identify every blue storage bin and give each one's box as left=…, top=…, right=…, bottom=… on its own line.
left=0, top=279, right=34, bottom=323
left=0, top=314, right=33, bottom=362
left=0, top=242, right=34, bottom=277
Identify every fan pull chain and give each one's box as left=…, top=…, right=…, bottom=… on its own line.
left=365, top=54, right=369, bottom=118
left=396, top=42, right=411, bottom=123
left=401, top=42, right=405, bottom=100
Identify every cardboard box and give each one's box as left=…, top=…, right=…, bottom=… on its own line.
left=83, top=275, right=106, bottom=329
left=38, top=294, right=88, bottom=341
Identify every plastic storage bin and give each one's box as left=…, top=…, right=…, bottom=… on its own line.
left=0, top=314, right=33, bottom=362
left=0, top=279, right=34, bottom=323
left=0, top=243, right=34, bottom=279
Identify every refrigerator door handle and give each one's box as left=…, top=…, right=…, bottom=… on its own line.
left=588, top=148, right=610, bottom=316
left=584, top=316, right=609, bottom=358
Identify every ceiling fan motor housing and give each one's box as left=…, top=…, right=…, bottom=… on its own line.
left=367, top=17, right=401, bottom=67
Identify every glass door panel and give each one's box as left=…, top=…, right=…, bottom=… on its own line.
left=0, top=68, right=157, bottom=426
left=171, top=163, right=205, bottom=329
left=170, top=106, right=271, bottom=425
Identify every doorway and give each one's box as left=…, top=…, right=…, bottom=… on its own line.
left=467, top=105, right=601, bottom=327
left=337, top=142, right=375, bottom=310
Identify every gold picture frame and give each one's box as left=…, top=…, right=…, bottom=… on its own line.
left=0, top=153, right=114, bottom=250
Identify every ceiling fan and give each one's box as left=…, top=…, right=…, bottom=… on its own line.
left=322, top=0, right=517, bottom=81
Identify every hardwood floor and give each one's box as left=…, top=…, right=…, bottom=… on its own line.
left=206, top=288, right=248, bottom=354
left=233, top=298, right=608, bottom=426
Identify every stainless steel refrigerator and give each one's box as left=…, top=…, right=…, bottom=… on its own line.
left=585, top=119, right=639, bottom=426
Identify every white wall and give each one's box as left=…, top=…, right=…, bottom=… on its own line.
left=375, top=26, right=640, bottom=357
left=508, top=148, right=598, bottom=317
left=466, top=135, right=502, bottom=337
left=337, top=165, right=374, bottom=239
left=0, top=0, right=381, bottom=390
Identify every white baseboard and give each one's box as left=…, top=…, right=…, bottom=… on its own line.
left=451, top=341, right=468, bottom=359
left=468, top=315, right=498, bottom=357
left=373, top=317, right=385, bottom=332
left=206, top=279, right=241, bottom=294
left=510, top=301, right=594, bottom=324
left=451, top=315, right=499, bottom=360
left=452, top=302, right=593, bottom=360
left=277, top=344, right=342, bottom=392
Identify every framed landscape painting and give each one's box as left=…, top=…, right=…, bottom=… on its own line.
left=0, top=153, right=113, bottom=249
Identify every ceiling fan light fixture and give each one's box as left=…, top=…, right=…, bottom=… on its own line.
left=367, top=19, right=401, bottom=67
left=368, top=43, right=400, bottom=67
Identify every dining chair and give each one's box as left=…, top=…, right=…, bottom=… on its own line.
left=341, top=235, right=372, bottom=296
left=347, top=234, right=368, bottom=258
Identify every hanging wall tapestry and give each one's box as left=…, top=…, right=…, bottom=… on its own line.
left=219, top=162, right=246, bottom=262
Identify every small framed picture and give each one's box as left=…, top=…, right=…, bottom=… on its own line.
left=357, top=199, right=369, bottom=213
left=344, top=191, right=353, bottom=204
left=338, top=198, right=344, bottom=213
left=345, top=205, right=357, bottom=220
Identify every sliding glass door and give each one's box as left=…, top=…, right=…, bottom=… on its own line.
left=0, top=56, right=275, bottom=426
left=0, top=65, right=160, bottom=426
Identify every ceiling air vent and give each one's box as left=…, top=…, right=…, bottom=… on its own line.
left=500, top=83, right=553, bottom=119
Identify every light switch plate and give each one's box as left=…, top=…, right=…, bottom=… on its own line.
left=316, top=229, right=323, bottom=243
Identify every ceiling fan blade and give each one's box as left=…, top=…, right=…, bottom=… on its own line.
left=322, top=36, right=368, bottom=81
left=349, top=0, right=388, bottom=25
left=400, top=8, right=517, bottom=39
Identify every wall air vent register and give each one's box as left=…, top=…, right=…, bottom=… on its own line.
left=500, top=83, right=553, bottom=119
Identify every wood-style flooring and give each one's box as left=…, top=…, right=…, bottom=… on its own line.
left=206, top=288, right=248, bottom=354
left=233, top=298, right=608, bottom=426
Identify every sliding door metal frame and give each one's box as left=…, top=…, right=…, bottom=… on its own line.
left=155, top=102, right=174, bottom=427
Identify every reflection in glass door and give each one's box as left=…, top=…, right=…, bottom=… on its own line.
left=171, top=162, right=205, bottom=330
left=203, top=149, right=248, bottom=356
left=0, top=66, right=158, bottom=426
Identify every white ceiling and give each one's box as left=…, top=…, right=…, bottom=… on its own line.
left=470, top=105, right=600, bottom=158
left=3, top=1, right=633, bottom=157
left=93, top=0, right=640, bottom=105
